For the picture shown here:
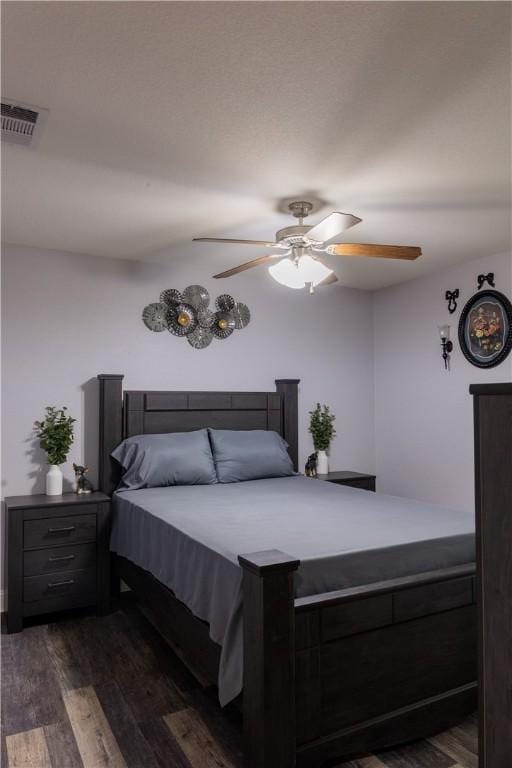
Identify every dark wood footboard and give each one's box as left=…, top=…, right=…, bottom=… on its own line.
left=238, top=552, right=477, bottom=768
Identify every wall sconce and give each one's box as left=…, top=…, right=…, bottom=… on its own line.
left=438, top=325, right=453, bottom=370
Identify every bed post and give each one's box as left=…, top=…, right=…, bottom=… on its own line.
left=275, top=379, right=300, bottom=471
left=238, top=549, right=300, bottom=768
left=97, top=374, right=124, bottom=496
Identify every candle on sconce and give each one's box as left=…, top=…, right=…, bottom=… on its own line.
left=438, top=325, right=453, bottom=369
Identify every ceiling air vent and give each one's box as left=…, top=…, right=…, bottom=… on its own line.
left=1, top=99, right=48, bottom=146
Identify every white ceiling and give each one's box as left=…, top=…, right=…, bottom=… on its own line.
left=1, top=1, right=511, bottom=290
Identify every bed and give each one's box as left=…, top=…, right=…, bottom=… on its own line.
left=98, top=374, right=477, bottom=768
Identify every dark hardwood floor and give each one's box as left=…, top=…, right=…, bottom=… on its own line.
left=1, top=605, right=478, bottom=768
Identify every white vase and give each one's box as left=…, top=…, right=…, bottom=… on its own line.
left=46, top=464, right=63, bottom=496
left=317, top=450, right=329, bottom=475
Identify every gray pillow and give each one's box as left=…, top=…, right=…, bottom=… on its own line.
left=208, top=429, right=295, bottom=483
left=111, top=430, right=217, bottom=490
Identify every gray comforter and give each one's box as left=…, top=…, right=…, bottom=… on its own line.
left=111, top=476, right=474, bottom=705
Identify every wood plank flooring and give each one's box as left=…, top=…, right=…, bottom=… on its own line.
left=1, top=606, right=478, bottom=767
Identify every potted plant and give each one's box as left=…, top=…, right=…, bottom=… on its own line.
left=34, top=407, right=76, bottom=495
left=309, top=403, right=336, bottom=475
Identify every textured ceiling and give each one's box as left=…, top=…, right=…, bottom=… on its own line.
left=1, top=1, right=511, bottom=290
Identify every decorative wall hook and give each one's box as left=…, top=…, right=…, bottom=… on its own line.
left=477, top=273, right=495, bottom=290
left=142, top=286, right=250, bottom=349
left=438, top=325, right=453, bottom=370
left=445, top=289, right=459, bottom=314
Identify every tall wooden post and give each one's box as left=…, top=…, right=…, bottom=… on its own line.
left=98, top=374, right=124, bottom=601
left=97, top=374, right=124, bottom=496
left=238, top=549, right=300, bottom=768
left=470, top=383, right=512, bottom=768
left=275, top=379, right=300, bottom=471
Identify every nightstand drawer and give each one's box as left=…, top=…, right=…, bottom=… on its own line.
left=24, top=513, right=96, bottom=549
left=24, top=543, right=96, bottom=577
left=23, top=567, right=96, bottom=603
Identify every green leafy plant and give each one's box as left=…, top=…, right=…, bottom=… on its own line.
left=34, top=407, right=76, bottom=466
left=309, top=403, right=336, bottom=452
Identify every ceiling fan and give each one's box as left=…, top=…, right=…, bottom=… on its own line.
left=193, top=201, right=421, bottom=293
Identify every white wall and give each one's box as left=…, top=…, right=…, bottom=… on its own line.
left=3, top=244, right=511, bottom=513
left=373, top=251, right=512, bottom=512
left=1, top=244, right=376, bottom=497
left=2, top=243, right=512, bottom=605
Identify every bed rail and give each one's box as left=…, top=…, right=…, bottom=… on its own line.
left=295, top=562, right=476, bottom=611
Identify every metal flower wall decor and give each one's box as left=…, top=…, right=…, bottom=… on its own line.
left=142, top=286, right=250, bottom=350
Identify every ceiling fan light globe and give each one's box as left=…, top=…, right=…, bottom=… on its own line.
left=297, top=254, right=333, bottom=286
left=268, top=258, right=305, bottom=289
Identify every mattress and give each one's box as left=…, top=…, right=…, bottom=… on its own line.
left=111, top=475, right=475, bottom=705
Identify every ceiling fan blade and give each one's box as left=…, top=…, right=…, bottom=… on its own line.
left=327, top=243, right=421, bottom=260
left=317, top=272, right=339, bottom=286
left=213, top=254, right=279, bottom=279
left=310, top=255, right=338, bottom=286
left=306, top=212, right=362, bottom=244
left=194, top=237, right=283, bottom=248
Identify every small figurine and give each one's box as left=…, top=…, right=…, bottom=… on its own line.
left=73, top=463, right=94, bottom=494
left=304, top=452, right=318, bottom=478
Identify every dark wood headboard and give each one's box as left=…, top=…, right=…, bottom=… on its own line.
left=97, top=374, right=300, bottom=495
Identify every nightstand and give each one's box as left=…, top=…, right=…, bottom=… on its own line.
left=318, top=471, right=376, bottom=492
left=4, top=492, right=110, bottom=633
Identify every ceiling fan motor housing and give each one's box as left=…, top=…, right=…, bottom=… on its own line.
left=288, top=200, right=313, bottom=219
left=275, top=224, right=314, bottom=245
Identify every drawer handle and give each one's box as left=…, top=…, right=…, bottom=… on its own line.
left=48, top=554, right=76, bottom=563
left=47, top=525, right=76, bottom=534
left=47, top=579, right=75, bottom=589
